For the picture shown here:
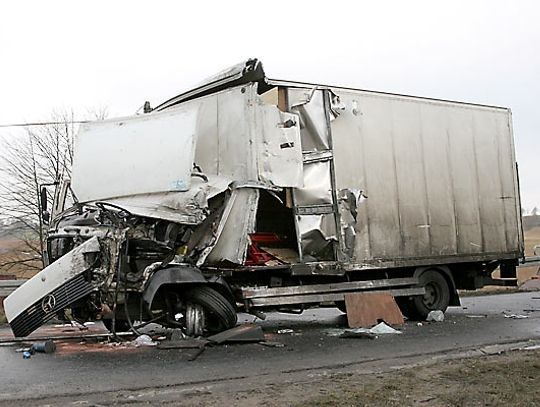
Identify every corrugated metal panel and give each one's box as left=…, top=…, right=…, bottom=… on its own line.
left=327, top=89, right=522, bottom=263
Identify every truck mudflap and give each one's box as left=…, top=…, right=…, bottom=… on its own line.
left=5, top=237, right=100, bottom=337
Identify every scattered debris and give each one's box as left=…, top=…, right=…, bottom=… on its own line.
left=31, top=340, right=56, bottom=354
left=326, top=322, right=402, bottom=338
left=466, top=315, right=488, bottom=318
left=157, top=338, right=209, bottom=350
left=339, top=331, right=377, bottom=340
left=133, top=334, right=157, bottom=347
left=207, top=324, right=265, bottom=344
left=188, top=346, right=206, bottom=362
left=503, top=313, right=529, bottom=319
left=22, top=351, right=32, bottom=359
left=426, top=310, right=444, bottom=322
left=370, top=322, right=402, bottom=334
left=522, top=344, right=540, bottom=351
left=277, top=329, right=294, bottom=334
left=170, top=329, right=185, bottom=342
left=416, top=322, right=423, bottom=326
left=259, top=341, right=285, bottom=348
left=157, top=324, right=265, bottom=352
left=0, top=332, right=133, bottom=346
left=15, top=340, right=56, bottom=356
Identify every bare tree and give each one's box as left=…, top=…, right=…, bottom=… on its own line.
left=0, top=109, right=107, bottom=276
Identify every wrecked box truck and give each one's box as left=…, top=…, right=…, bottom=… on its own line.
left=5, top=59, right=524, bottom=337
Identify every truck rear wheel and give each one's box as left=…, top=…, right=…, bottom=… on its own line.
left=402, top=269, right=450, bottom=320
left=182, top=285, right=237, bottom=334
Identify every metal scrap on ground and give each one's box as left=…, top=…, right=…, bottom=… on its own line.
left=326, top=322, right=402, bottom=338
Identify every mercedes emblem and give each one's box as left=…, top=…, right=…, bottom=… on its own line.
left=41, top=294, right=56, bottom=313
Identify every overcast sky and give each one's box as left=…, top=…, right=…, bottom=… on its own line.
left=0, top=0, right=538, bottom=210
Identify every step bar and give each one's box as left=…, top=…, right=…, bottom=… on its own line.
left=241, top=277, right=424, bottom=307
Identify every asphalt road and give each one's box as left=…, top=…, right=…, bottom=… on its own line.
left=0, top=291, right=539, bottom=405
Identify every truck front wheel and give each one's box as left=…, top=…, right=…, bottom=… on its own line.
left=402, top=269, right=451, bottom=320
left=182, top=285, right=237, bottom=334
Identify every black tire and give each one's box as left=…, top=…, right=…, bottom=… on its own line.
left=396, top=297, right=415, bottom=319
left=183, top=285, right=237, bottom=333
left=408, top=269, right=451, bottom=320
left=102, top=318, right=131, bottom=333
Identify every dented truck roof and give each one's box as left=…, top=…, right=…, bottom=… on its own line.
left=155, top=58, right=509, bottom=112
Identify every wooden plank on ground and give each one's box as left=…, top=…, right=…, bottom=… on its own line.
left=344, top=292, right=404, bottom=327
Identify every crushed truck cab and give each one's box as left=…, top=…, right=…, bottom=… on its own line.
left=6, top=59, right=524, bottom=337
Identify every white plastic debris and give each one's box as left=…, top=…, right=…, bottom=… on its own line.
left=370, top=322, right=402, bottom=334
left=325, top=329, right=347, bottom=337
left=325, top=322, right=402, bottom=337
left=277, top=329, right=294, bottom=334
left=133, top=334, right=157, bottom=347
left=426, top=310, right=444, bottom=322
left=503, top=313, right=529, bottom=319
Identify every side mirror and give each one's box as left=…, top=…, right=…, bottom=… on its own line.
left=40, top=187, right=50, bottom=223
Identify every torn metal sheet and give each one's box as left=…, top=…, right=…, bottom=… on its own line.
left=294, top=161, right=333, bottom=206
left=289, top=88, right=340, bottom=261
left=201, top=188, right=260, bottom=266
left=254, top=105, right=303, bottom=188
left=329, top=91, right=346, bottom=120
left=206, top=323, right=264, bottom=344
left=157, top=338, right=209, bottom=350
left=95, top=176, right=231, bottom=225
left=296, top=214, right=337, bottom=260
left=288, top=89, right=330, bottom=152
left=338, top=189, right=367, bottom=258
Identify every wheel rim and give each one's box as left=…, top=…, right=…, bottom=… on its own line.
left=423, top=282, right=441, bottom=308
left=185, top=303, right=205, bottom=337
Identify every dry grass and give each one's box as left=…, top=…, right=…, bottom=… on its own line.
left=524, top=226, right=540, bottom=256
left=170, top=350, right=540, bottom=406
left=470, top=227, right=539, bottom=294
left=297, top=350, right=540, bottom=407
left=0, top=237, right=41, bottom=279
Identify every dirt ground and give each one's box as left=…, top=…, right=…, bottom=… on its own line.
left=525, top=226, right=540, bottom=252
left=514, top=226, right=540, bottom=288
left=173, top=349, right=540, bottom=407
left=471, top=227, right=540, bottom=294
